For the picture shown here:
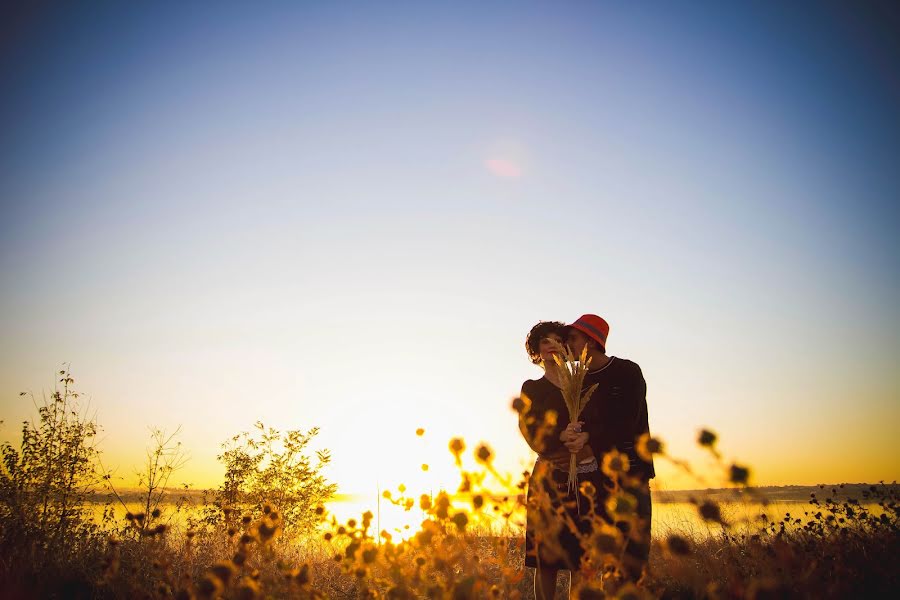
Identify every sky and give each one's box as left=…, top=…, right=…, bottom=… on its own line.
left=1, top=1, right=898, bottom=499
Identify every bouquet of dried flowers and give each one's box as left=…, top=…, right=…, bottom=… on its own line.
left=549, top=340, right=599, bottom=496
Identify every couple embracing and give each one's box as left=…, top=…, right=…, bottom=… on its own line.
left=518, top=314, right=655, bottom=598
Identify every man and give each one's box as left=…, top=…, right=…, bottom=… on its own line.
left=561, top=313, right=655, bottom=583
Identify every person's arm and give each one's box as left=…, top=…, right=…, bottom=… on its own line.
left=584, top=364, right=643, bottom=460
left=518, top=381, right=566, bottom=455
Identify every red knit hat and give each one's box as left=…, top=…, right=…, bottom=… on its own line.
left=567, top=314, right=610, bottom=348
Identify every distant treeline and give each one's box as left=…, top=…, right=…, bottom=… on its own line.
left=654, top=482, right=899, bottom=504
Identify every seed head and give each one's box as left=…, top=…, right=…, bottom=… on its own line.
left=665, top=534, right=691, bottom=556
left=475, top=443, right=494, bottom=465
left=636, top=433, right=664, bottom=462
left=448, top=438, right=465, bottom=465
left=729, top=464, right=751, bottom=485
left=697, top=429, right=717, bottom=447
left=210, top=561, right=236, bottom=585
left=601, top=450, right=630, bottom=476
left=296, top=563, right=310, bottom=585
left=451, top=512, right=469, bottom=531
left=698, top=500, right=722, bottom=522
left=511, top=396, right=530, bottom=414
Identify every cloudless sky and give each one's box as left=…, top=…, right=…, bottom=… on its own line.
left=1, top=1, right=898, bottom=496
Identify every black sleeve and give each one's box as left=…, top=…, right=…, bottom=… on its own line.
left=584, top=363, right=644, bottom=459
left=632, top=365, right=655, bottom=478
left=518, top=380, right=565, bottom=455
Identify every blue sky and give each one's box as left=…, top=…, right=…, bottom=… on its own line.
left=1, top=1, right=898, bottom=492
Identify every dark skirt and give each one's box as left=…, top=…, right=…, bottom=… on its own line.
left=524, top=459, right=654, bottom=579
left=524, top=459, right=611, bottom=571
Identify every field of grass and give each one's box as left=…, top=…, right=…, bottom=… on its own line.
left=3, top=476, right=897, bottom=599
left=2, top=372, right=897, bottom=598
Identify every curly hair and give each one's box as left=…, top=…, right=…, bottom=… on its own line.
left=525, top=321, right=568, bottom=364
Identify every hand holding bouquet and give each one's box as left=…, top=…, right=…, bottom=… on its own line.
left=548, top=340, right=599, bottom=496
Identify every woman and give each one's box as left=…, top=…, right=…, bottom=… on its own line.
left=518, top=321, right=608, bottom=599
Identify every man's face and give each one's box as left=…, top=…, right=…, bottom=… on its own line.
left=566, top=329, right=591, bottom=355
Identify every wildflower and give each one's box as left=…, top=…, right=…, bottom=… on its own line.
left=236, top=578, right=260, bottom=600
left=636, top=433, right=664, bottom=462
left=344, top=539, right=362, bottom=560
left=186, top=530, right=196, bottom=539
left=323, top=532, right=333, bottom=541
left=258, top=519, right=279, bottom=542
left=449, top=438, right=465, bottom=465
left=421, top=463, right=429, bottom=471
left=451, top=511, right=469, bottom=531
left=381, top=530, right=392, bottom=542
left=664, top=534, right=691, bottom=556
left=314, top=506, right=325, bottom=516
left=475, top=443, right=494, bottom=465
left=347, top=518, right=357, bottom=528
left=420, top=494, right=432, bottom=511
left=729, top=463, right=751, bottom=485
left=387, top=585, right=414, bottom=599
left=697, top=429, right=717, bottom=447
left=698, top=500, right=723, bottom=523
left=154, top=524, right=167, bottom=536
left=295, top=563, right=311, bottom=585
left=240, top=533, right=253, bottom=545
left=472, top=494, right=484, bottom=510
left=602, top=450, right=630, bottom=477
left=242, top=514, right=253, bottom=524
left=606, top=492, right=637, bottom=518
left=362, top=546, right=378, bottom=563
left=543, top=409, right=558, bottom=427
left=579, top=480, right=597, bottom=498
left=125, top=512, right=135, bottom=522
left=435, top=492, right=451, bottom=520
left=262, top=503, right=273, bottom=515
left=511, top=396, right=530, bottom=414
left=232, top=551, right=247, bottom=566
left=210, top=561, right=237, bottom=585
left=196, top=574, right=223, bottom=599
left=416, top=428, right=425, bottom=436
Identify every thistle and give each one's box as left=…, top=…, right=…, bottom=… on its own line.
left=549, top=340, right=599, bottom=499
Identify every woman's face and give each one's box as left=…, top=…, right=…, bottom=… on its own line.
left=538, top=333, right=564, bottom=364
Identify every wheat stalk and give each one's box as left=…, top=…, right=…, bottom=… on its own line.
left=550, top=340, right=599, bottom=500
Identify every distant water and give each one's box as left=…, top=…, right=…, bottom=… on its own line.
left=88, top=495, right=879, bottom=540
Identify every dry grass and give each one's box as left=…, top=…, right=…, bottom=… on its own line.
left=2, top=371, right=897, bottom=598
